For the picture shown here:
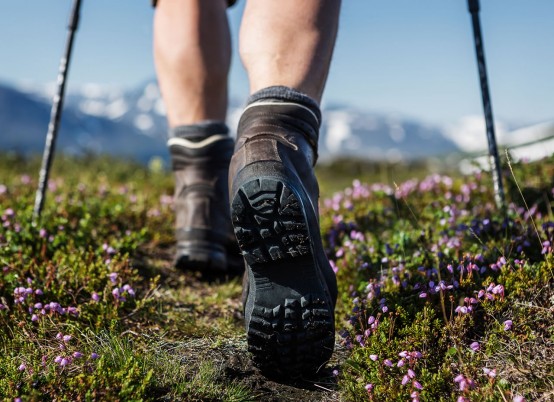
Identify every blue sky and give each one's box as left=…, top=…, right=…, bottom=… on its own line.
left=1, top=0, right=553, bottom=125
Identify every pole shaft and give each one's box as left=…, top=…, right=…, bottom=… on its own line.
left=468, top=0, right=506, bottom=211
left=33, top=0, right=82, bottom=221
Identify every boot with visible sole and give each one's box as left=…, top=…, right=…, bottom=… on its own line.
left=168, top=122, right=238, bottom=272
left=229, top=89, right=338, bottom=378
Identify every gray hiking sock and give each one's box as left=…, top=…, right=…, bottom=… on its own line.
left=169, top=120, right=229, bottom=142
left=246, top=86, right=322, bottom=127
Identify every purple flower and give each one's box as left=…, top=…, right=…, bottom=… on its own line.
left=18, top=363, right=26, bottom=372
left=364, top=383, right=373, bottom=392
left=60, top=358, right=69, bottom=367
left=91, top=352, right=99, bottom=359
left=483, top=368, right=496, bottom=378
left=369, top=354, right=378, bottom=361
left=54, top=356, right=62, bottom=363
left=329, top=260, right=338, bottom=274
left=123, top=284, right=135, bottom=297
left=419, top=292, right=427, bottom=298
left=73, top=351, right=83, bottom=358
left=459, top=379, right=468, bottom=391
left=108, top=272, right=118, bottom=284
left=384, top=359, right=393, bottom=367
left=513, top=396, right=525, bottom=402
left=49, top=302, right=62, bottom=313
left=455, top=306, right=468, bottom=314
left=397, top=359, right=405, bottom=367
left=67, top=306, right=79, bottom=316
left=408, top=369, right=416, bottom=379
left=31, top=314, right=39, bottom=322
left=470, top=342, right=480, bottom=351
left=413, top=380, right=423, bottom=390
left=402, top=375, right=410, bottom=386
left=503, top=320, right=513, bottom=331
left=63, top=335, right=72, bottom=342
left=91, top=292, right=100, bottom=302
left=492, top=285, right=504, bottom=296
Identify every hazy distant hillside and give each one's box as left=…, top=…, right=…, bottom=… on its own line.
left=4, top=80, right=550, bottom=165
left=0, top=82, right=167, bottom=163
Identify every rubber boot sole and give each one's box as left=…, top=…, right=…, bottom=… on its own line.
left=231, top=174, right=335, bottom=379
left=175, top=243, right=227, bottom=272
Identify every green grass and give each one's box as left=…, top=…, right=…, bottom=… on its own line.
left=0, top=152, right=553, bottom=401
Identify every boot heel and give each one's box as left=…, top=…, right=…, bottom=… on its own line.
left=232, top=178, right=312, bottom=265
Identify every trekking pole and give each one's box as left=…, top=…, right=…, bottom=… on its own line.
left=467, top=0, right=506, bottom=212
left=33, top=0, right=83, bottom=223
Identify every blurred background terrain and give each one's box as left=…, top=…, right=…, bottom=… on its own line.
left=1, top=0, right=553, bottom=179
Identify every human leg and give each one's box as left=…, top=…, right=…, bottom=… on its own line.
left=239, top=0, right=341, bottom=102
left=231, top=0, right=341, bottom=377
left=154, top=0, right=230, bottom=126
left=153, top=0, right=237, bottom=271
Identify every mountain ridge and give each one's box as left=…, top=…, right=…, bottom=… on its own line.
left=3, top=79, right=545, bottom=165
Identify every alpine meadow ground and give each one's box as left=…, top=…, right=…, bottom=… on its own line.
left=0, top=153, right=552, bottom=401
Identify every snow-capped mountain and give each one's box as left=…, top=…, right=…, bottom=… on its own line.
left=4, top=79, right=549, bottom=165
left=60, top=80, right=463, bottom=161
left=319, top=106, right=459, bottom=161
left=0, top=81, right=167, bottom=163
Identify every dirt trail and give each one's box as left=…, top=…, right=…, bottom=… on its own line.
left=135, top=246, right=344, bottom=401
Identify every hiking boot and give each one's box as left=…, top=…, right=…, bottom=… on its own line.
left=168, top=123, right=237, bottom=272
left=229, top=90, right=338, bottom=378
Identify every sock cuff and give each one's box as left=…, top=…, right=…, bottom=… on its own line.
left=246, top=86, right=321, bottom=127
left=169, top=120, right=229, bottom=140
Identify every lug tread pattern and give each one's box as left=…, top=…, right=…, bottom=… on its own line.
left=246, top=295, right=334, bottom=378
left=232, top=179, right=310, bottom=267
left=231, top=178, right=334, bottom=378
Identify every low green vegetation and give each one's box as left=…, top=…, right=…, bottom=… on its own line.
left=0, top=152, right=552, bottom=401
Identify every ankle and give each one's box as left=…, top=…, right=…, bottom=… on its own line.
left=237, top=86, right=321, bottom=164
